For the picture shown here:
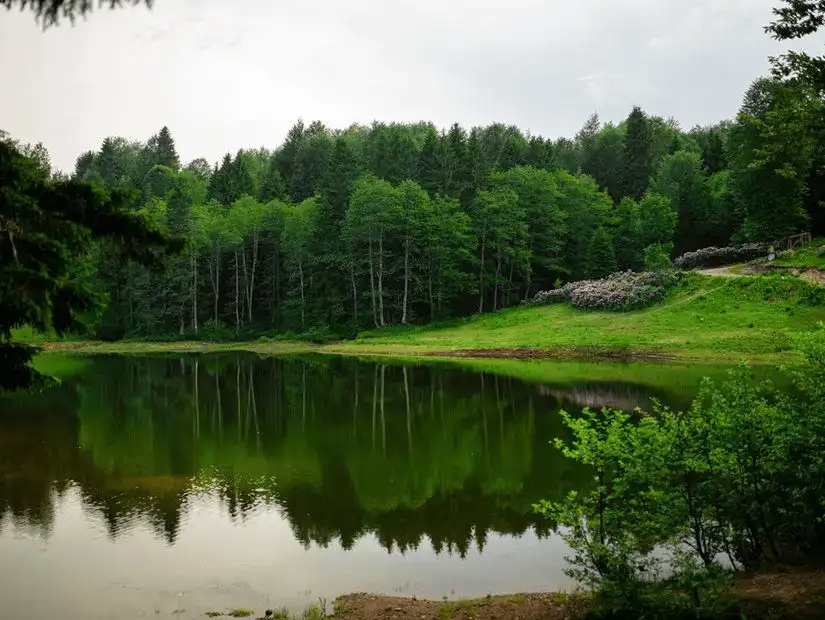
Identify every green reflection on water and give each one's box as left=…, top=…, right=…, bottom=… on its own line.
left=1, top=354, right=767, bottom=555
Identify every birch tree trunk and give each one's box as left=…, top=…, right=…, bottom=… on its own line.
left=208, top=246, right=221, bottom=324
left=350, top=257, right=358, bottom=326
left=401, top=236, right=410, bottom=324
left=368, top=236, right=378, bottom=328
left=493, top=250, right=502, bottom=311
left=192, top=248, right=198, bottom=332
left=298, top=256, right=305, bottom=328
left=244, top=232, right=259, bottom=324
left=478, top=239, right=486, bottom=314
left=377, top=232, right=385, bottom=326
left=234, top=250, right=240, bottom=330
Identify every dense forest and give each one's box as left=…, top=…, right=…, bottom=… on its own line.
left=8, top=73, right=824, bottom=339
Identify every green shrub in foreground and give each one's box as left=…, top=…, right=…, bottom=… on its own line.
left=535, top=327, right=825, bottom=617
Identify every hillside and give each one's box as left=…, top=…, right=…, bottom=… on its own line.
left=36, top=273, right=825, bottom=364
left=327, top=274, right=825, bottom=363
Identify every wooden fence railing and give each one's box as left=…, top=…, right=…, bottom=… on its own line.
left=777, top=232, right=813, bottom=251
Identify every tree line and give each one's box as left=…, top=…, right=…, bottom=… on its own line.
left=9, top=72, right=823, bottom=339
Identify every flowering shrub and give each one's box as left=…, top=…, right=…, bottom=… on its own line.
left=527, top=271, right=681, bottom=311
left=673, top=243, right=770, bottom=270
left=529, top=286, right=574, bottom=306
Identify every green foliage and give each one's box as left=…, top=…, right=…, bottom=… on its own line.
left=642, top=244, right=672, bottom=271
left=611, top=198, right=643, bottom=271
left=0, top=135, right=178, bottom=390
left=585, top=227, right=617, bottom=278
left=197, top=319, right=235, bottom=341
left=537, top=330, right=825, bottom=616
left=651, top=151, right=712, bottom=254
left=490, top=166, right=567, bottom=288
left=620, top=106, right=653, bottom=201
left=767, top=0, right=825, bottom=94
left=282, top=198, right=319, bottom=327
left=581, top=117, right=625, bottom=200
left=638, top=193, right=677, bottom=248
left=728, top=78, right=816, bottom=241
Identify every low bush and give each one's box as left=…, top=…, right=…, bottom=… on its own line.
left=262, top=325, right=339, bottom=344
left=673, top=243, right=769, bottom=270
left=528, top=287, right=570, bottom=306
left=197, top=319, right=236, bottom=341
left=527, top=271, right=682, bottom=311
left=643, top=243, right=673, bottom=271
left=536, top=329, right=825, bottom=618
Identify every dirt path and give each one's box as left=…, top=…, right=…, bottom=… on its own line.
left=697, top=263, right=825, bottom=286
left=697, top=265, right=744, bottom=277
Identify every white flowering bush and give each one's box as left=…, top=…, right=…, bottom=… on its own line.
left=529, top=288, right=571, bottom=305
left=527, top=271, right=681, bottom=311
left=673, top=243, right=770, bottom=270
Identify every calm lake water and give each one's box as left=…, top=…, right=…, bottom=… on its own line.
left=0, top=354, right=745, bottom=619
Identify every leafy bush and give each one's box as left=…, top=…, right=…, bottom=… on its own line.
left=673, top=243, right=769, bottom=270
left=198, top=319, right=236, bottom=341
left=536, top=330, right=825, bottom=616
left=643, top=243, right=672, bottom=271
left=262, top=325, right=338, bottom=343
left=528, top=287, right=570, bottom=306
left=527, top=271, right=681, bottom=311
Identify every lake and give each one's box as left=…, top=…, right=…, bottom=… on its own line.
left=0, top=354, right=753, bottom=619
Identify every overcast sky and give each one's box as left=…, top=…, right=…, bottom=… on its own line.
left=0, top=0, right=819, bottom=172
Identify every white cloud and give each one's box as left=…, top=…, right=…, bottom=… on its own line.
left=0, top=0, right=818, bottom=171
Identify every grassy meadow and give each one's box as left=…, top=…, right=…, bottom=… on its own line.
left=29, top=273, right=825, bottom=365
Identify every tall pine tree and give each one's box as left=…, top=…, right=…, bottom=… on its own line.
left=621, top=106, right=652, bottom=201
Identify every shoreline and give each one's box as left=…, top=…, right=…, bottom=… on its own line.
left=35, top=339, right=793, bottom=364
left=200, top=567, right=825, bottom=619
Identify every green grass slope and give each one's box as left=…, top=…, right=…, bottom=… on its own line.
left=329, top=274, right=825, bottom=362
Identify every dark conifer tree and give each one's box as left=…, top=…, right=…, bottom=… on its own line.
left=585, top=226, right=618, bottom=278
left=207, top=153, right=234, bottom=206
left=621, top=106, right=652, bottom=201
left=258, top=155, right=287, bottom=202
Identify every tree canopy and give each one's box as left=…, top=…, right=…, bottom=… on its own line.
left=1, top=133, right=180, bottom=389
left=0, top=0, right=150, bottom=25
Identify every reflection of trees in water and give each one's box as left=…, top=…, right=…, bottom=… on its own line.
left=0, top=387, right=82, bottom=539
left=537, top=382, right=670, bottom=412
left=0, top=356, right=590, bottom=554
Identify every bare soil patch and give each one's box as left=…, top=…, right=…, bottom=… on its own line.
left=330, top=570, right=825, bottom=620
left=735, top=567, right=825, bottom=619
left=431, top=347, right=677, bottom=362
left=334, top=592, right=589, bottom=620
left=740, top=264, right=825, bottom=285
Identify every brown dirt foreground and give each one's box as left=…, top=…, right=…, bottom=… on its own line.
left=330, top=569, right=825, bottom=620
left=426, top=347, right=677, bottom=362
left=334, top=592, right=589, bottom=620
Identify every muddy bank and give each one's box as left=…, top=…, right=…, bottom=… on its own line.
left=333, top=592, right=588, bottom=620
left=329, top=569, right=825, bottom=619
left=430, top=346, right=679, bottom=362
left=330, top=569, right=825, bottom=619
